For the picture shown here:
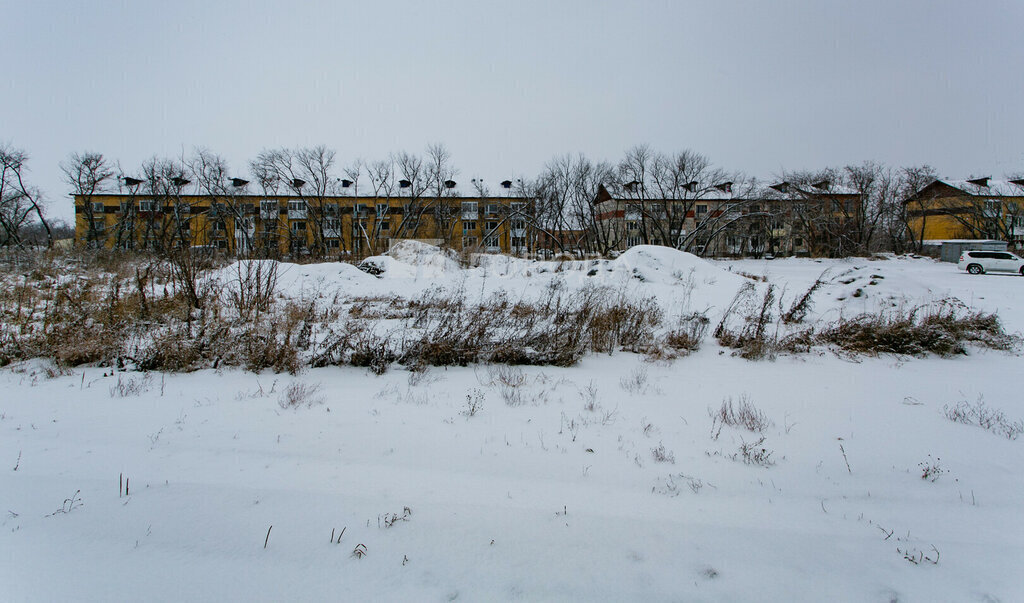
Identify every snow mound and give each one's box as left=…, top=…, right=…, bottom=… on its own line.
left=211, top=259, right=374, bottom=299
left=610, top=245, right=747, bottom=289
left=359, top=241, right=461, bottom=279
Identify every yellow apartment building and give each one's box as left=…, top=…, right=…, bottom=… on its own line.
left=905, top=178, right=1024, bottom=246
left=74, top=183, right=534, bottom=258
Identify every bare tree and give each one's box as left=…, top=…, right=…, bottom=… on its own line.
left=0, top=144, right=51, bottom=247
left=250, top=146, right=338, bottom=258
left=62, top=151, right=115, bottom=248
left=895, top=165, right=938, bottom=253
left=425, top=143, right=460, bottom=246
left=188, top=148, right=254, bottom=256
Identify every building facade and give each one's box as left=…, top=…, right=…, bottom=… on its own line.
left=593, top=180, right=861, bottom=257
left=905, top=178, right=1024, bottom=247
left=74, top=185, right=535, bottom=258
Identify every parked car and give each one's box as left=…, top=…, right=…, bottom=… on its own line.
left=957, top=250, right=1024, bottom=275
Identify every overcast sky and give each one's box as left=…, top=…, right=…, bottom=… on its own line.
left=3, top=0, right=1022, bottom=222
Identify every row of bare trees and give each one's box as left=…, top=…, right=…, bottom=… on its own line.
left=0, top=138, right=978, bottom=257
left=532, top=146, right=941, bottom=257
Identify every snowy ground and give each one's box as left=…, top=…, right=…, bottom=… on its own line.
left=2, top=249, right=1023, bottom=601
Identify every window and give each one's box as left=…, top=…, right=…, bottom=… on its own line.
left=290, top=221, right=306, bottom=232
left=324, top=219, right=341, bottom=231
left=376, top=203, right=389, bottom=217
left=288, top=201, right=306, bottom=212
left=463, top=221, right=477, bottom=232
left=380, top=221, right=390, bottom=231
left=486, top=203, right=500, bottom=215
left=627, top=221, right=638, bottom=231
left=91, top=202, right=105, bottom=213
left=461, top=201, right=478, bottom=219
left=139, top=200, right=156, bottom=212
left=484, top=221, right=500, bottom=248
left=510, top=202, right=526, bottom=215
left=794, top=237, right=804, bottom=247
left=696, top=204, right=708, bottom=218
left=212, top=220, right=226, bottom=232
left=326, top=239, right=340, bottom=249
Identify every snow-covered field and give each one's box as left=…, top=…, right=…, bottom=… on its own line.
left=2, top=248, right=1023, bottom=601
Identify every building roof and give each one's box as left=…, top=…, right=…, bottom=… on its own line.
left=936, top=178, right=1024, bottom=197
left=595, top=180, right=858, bottom=205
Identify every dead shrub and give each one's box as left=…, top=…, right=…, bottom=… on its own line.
left=663, top=311, right=710, bottom=353
left=228, top=259, right=279, bottom=321
left=709, top=394, right=772, bottom=439
left=349, top=333, right=399, bottom=375
left=278, top=381, right=323, bottom=409
left=715, top=284, right=777, bottom=359
left=818, top=304, right=1015, bottom=357
left=944, top=397, right=1023, bottom=440
left=782, top=269, right=829, bottom=324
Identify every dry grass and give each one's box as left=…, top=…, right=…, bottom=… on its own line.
left=2, top=250, right=1016, bottom=376
left=817, top=304, right=1015, bottom=357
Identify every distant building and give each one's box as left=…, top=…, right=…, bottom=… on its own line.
left=593, top=180, right=861, bottom=257
left=74, top=182, right=537, bottom=258
left=905, top=178, right=1024, bottom=247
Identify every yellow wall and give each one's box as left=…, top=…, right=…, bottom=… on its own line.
left=906, top=193, right=1024, bottom=241
left=74, top=194, right=532, bottom=257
